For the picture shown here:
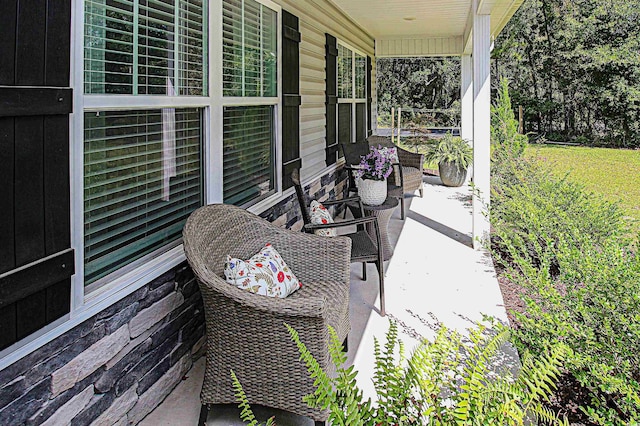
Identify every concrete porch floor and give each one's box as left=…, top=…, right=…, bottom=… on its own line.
left=140, top=175, right=512, bottom=426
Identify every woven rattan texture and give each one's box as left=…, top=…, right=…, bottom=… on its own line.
left=183, top=204, right=352, bottom=421
left=368, top=135, right=424, bottom=196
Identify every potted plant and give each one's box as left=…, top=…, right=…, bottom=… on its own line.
left=424, top=133, right=473, bottom=187
left=354, top=145, right=394, bottom=205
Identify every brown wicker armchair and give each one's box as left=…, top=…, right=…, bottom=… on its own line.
left=340, top=141, right=405, bottom=219
left=183, top=204, right=351, bottom=425
left=368, top=135, right=424, bottom=200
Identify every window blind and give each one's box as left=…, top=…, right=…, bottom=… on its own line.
left=84, top=108, right=203, bottom=286
left=338, top=103, right=352, bottom=144
left=223, top=106, right=275, bottom=205
left=222, top=0, right=277, bottom=97
left=355, top=54, right=366, bottom=99
left=337, top=44, right=353, bottom=99
left=84, top=0, right=206, bottom=95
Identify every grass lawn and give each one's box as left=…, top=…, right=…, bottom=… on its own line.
left=526, top=144, right=640, bottom=233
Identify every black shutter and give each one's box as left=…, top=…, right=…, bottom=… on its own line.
left=281, top=10, right=301, bottom=189
left=325, top=34, right=338, bottom=165
left=367, top=55, right=373, bottom=137
left=0, top=0, right=74, bottom=350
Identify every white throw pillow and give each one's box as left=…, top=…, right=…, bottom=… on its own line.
left=224, top=244, right=302, bottom=298
left=379, top=147, right=399, bottom=163
left=310, top=200, right=337, bottom=237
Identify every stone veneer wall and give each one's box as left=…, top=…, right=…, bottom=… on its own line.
left=261, top=167, right=349, bottom=229
left=0, top=167, right=347, bottom=426
left=0, top=263, right=204, bottom=426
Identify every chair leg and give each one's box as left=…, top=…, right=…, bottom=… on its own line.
left=198, top=404, right=209, bottom=426
left=315, top=421, right=327, bottom=426
left=342, top=334, right=349, bottom=352
left=377, top=261, right=385, bottom=316
left=362, top=262, right=367, bottom=280
left=419, top=186, right=424, bottom=198
left=400, top=195, right=405, bottom=220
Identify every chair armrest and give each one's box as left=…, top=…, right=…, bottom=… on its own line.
left=321, top=196, right=361, bottom=206
left=397, top=147, right=424, bottom=171
left=193, top=269, right=330, bottom=318
left=303, top=215, right=378, bottom=232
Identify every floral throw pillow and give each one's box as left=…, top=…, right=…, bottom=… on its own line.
left=310, top=200, right=337, bottom=237
left=379, top=147, right=399, bottom=163
left=224, top=243, right=302, bottom=298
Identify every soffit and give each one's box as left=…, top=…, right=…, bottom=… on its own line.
left=328, top=0, right=522, bottom=41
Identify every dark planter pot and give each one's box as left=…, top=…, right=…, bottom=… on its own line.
left=438, top=161, right=467, bottom=187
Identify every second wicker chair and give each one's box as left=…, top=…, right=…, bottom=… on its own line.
left=292, top=168, right=386, bottom=316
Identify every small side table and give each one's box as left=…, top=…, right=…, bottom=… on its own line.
left=362, top=196, right=399, bottom=261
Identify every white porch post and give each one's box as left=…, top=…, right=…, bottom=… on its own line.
left=461, top=54, right=474, bottom=183
left=461, top=55, right=474, bottom=142
left=472, top=1, right=491, bottom=249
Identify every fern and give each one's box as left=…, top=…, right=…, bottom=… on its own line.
left=231, top=369, right=275, bottom=426
left=232, top=320, right=569, bottom=425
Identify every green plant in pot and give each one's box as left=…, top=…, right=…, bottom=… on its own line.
left=424, top=133, right=473, bottom=187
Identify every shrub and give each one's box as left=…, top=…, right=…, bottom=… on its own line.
left=233, top=322, right=568, bottom=425
left=491, top=78, right=528, bottom=160
left=490, top=81, right=640, bottom=424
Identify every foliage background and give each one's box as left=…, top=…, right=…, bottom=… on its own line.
left=377, top=0, right=640, bottom=147
left=493, top=0, right=640, bottom=147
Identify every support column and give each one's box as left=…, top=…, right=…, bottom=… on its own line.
left=461, top=54, right=474, bottom=182
left=472, top=2, right=491, bottom=249
left=461, top=54, right=474, bottom=142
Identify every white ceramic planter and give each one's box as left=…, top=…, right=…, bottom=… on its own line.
left=357, top=178, right=387, bottom=206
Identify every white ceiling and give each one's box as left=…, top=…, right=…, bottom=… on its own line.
left=328, top=0, right=522, bottom=41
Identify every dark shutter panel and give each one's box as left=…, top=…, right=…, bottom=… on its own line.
left=367, top=55, right=373, bottom=137
left=325, top=34, right=338, bottom=165
left=0, top=0, right=74, bottom=351
left=281, top=10, right=301, bottom=189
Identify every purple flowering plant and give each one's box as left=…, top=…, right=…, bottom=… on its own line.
left=354, top=145, right=394, bottom=181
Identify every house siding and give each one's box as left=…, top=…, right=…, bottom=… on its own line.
left=0, top=167, right=348, bottom=425
left=277, top=0, right=376, bottom=179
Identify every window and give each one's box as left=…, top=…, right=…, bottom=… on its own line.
left=82, top=0, right=207, bottom=290
left=221, top=0, right=279, bottom=206
left=83, top=109, right=203, bottom=288
left=84, top=0, right=207, bottom=95
left=337, top=42, right=367, bottom=144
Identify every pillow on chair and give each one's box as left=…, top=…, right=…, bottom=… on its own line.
left=224, top=243, right=302, bottom=298
left=310, top=200, right=337, bottom=237
left=379, top=147, right=399, bottom=163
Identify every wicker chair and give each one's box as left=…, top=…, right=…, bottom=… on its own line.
left=291, top=168, right=386, bottom=316
left=340, top=141, right=405, bottom=219
left=183, top=204, right=351, bottom=425
left=368, top=135, right=425, bottom=201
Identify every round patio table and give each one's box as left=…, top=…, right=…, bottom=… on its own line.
left=362, top=196, right=399, bottom=261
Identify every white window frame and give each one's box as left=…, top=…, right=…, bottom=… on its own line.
left=0, top=0, right=282, bottom=370
left=337, top=41, right=367, bottom=143
left=73, top=0, right=212, bottom=308
left=212, top=0, right=282, bottom=212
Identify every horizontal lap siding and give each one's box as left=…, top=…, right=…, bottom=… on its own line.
left=277, top=0, right=375, bottom=179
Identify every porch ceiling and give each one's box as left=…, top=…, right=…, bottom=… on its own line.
left=328, top=0, right=523, bottom=56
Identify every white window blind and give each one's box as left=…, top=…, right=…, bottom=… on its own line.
left=337, top=44, right=353, bottom=99
left=84, top=0, right=207, bottom=95
left=222, top=0, right=277, bottom=97
left=83, top=108, right=203, bottom=286
left=355, top=53, right=366, bottom=99
left=223, top=106, right=275, bottom=206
